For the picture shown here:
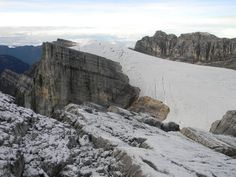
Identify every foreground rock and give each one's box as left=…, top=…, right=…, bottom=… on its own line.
left=128, top=96, right=170, bottom=121
left=210, top=110, right=236, bottom=137
left=1, top=92, right=235, bottom=177
left=135, top=31, right=236, bottom=69
left=181, top=127, right=236, bottom=158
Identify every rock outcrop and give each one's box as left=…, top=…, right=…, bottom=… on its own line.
left=0, top=69, right=20, bottom=96
left=181, top=127, right=236, bottom=158
left=135, top=31, right=236, bottom=69
left=128, top=96, right=170, bottom=121
left=32, top=40, right=139, bottom=115
left=1, top=91, right=236, bottom=177
left=210, top=110, right=236, bottom=137
left=0, top=69, right=33, bottom=107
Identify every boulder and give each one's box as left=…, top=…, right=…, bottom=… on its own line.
left=181, top=127, right=236, bottom=157
left=128, top=96, right=170, bottom=121
left=210, top=110, right=236, bottom=137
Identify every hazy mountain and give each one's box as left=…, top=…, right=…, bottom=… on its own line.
left=0, top=45, right=41, bottom=65
left=0, top=55, right=30, bottom=74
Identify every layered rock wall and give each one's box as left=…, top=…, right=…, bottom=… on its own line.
left=32, top=41, right=139, bottom=115
left=135, top=31, right=236, bottom=69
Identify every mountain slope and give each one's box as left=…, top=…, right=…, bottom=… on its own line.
left=1, top=91, right=236, bottom=177
left=0, top=55, right=30, bottom=74
left=0, top=45, right=41, bottom=65
left=71, top=41, right=236, bottom=131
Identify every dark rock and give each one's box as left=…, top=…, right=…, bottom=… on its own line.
left=0, top=69, right=33, bottom=108
left=135, top=31, right=236, bottom=69
left=161, top=122, right=180, bottom=132
left=0, top=69, right=20, bottom=96
left=32, top=40, right=139, bottom=115
left=210, top=110, right=236, bottom=137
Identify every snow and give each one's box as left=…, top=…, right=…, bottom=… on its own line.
left=71, top=41, right=236, bottom=130
left=61, top=103, right=236, bottom=177
left=1, top=92, right=236, bottom=177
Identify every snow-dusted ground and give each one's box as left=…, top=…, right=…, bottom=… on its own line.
left=71, top=41, right=236, bottom=130
left=1, top=91, right=236, bottom=177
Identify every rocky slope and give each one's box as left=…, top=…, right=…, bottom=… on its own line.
left=135, top=31, right=236, bottom=69
left=0, top=55, right=29, bottom=74
left=32, top=40, right=139, bottom=115
left=1, top=91, right=236, bottom=177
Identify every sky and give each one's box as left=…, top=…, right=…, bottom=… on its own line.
left=0, top=0, right=236, bottom=46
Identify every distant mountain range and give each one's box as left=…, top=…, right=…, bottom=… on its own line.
left=0, top=45, right=41, bottom=65
left=0, top=55, right=30, bottom=74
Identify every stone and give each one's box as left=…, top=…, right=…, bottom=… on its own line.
left=135, top=31, right=236, bottom=69
left=32, top=40, right=140, bottom=115
left=128, top=96, right=170, bottom=121
left=181, top=127, right=236, bottom=157
left=210, top=110, right=236, bottom=137
left=161, top=122, right=180, bottom=132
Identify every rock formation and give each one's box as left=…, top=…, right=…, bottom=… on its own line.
left=135, top=31, right=236, bottom=69
left=181, top=127, right=236, bottom=158
left=32, top=40, right=139, bottom=115
left=0, top=69, right=20, bottom=96
left=210, top=110, right=236, bottom=137
left=1, top=91, right=236, bottom=177
left=0, top=69, right=33, bottom=108
left=128, top=96, right=170, bottom=121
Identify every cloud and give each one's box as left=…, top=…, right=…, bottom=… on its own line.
left=0, top=0, right=236, bottom=45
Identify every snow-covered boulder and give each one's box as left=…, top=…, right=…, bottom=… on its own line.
left=181, top=127, right=236, bottom=157
left=210, top=110, right=236, bottom=137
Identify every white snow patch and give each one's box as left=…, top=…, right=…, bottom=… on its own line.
left=71, top=41, right=236, bottom=130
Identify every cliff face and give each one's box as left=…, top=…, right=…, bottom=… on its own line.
left=135, top=31, right=236, bottom=69
left=0, top=69, right=33, bottom=107
left=32, top=40, right=139, bottom=115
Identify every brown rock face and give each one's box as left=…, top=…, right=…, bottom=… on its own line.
left=128, top=96, right=170, bottom=121
left=210, top=110, right=236, bottom=137
left=32, top=40, right=140, bottom=115
left=135, top=31, right=236, bottom=69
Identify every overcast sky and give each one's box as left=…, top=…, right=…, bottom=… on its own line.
left=0, top=0, right=236, bottom=46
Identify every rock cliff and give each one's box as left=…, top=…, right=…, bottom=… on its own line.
left=135, top=31, right=236, bottom=69
left=31, top=40, right=139, bottom=115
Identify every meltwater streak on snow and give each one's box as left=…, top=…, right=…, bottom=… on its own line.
left=71, top=41, right=236, bottom=131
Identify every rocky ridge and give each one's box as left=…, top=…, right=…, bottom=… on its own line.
left=135, top=31, right=236, bottom=69
left=1, top=92, right=236, bottom=177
